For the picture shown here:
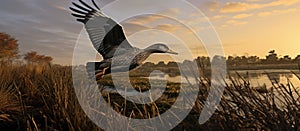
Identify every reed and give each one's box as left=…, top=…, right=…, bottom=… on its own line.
left=0, top=63, right=299, bottom=130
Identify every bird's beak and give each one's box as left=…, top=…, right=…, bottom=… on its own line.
left=166, top=49, right=178, bottom=55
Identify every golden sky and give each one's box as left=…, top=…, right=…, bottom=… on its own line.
left=1, top=0, right=299, bottom=65
left=120, top=0, right=300, bottom=63
left=213, top=0, right=300, bottom=58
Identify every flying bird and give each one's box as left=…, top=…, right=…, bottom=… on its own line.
left=70, top=0, right=178, bottom=80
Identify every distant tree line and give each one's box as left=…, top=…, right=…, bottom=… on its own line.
left=143, top=50, right=300, bottom=69
left=0, top=32, right=53, bottom=65
left=226, top=50, right=300, bottom=66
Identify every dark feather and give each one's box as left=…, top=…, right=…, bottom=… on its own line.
left=79, top=0, right=96, bottom=11
left=70, top=0, right=134, bottom=59
left=72, top=2, right=91, bottom=12
left=77, top=19, right=86, bottom=23
left=69, top=7, right=87, bottom=15
left=92, top=0, right=100, bottom=10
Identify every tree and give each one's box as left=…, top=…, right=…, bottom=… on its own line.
left=0, top=32, right=19, bottom=63
left=24, top=51, right=53, bottom=64
left=280, top=55, right=291, bottom=63
left=157, top=61, right=166, bottom=67
left=294, top=55, right=300, bottom=62
left=167, top=61, right=177, bottom=67
left=266, top=50, right=278, bottom=63
left=269, top=50, right=275, bottom=54
left=196, top=56, right=210, bottom=68
left=227, top=56, right=235, bottom=66
left=232, top=56, right=242, bottom=65
left=247, top=56, right=260, bottom=63
left=142, top=62, right=155, bottom=68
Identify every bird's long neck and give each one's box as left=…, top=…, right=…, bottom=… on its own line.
left=133, top=50, right=153, bottom=65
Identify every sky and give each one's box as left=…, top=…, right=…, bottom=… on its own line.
left=0, top=0, right=299, bottom=65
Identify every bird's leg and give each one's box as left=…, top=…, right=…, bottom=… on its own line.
left=95, top=67, right=109, bottom=81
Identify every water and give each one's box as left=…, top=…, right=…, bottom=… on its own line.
left=227, top=70, right=300, bottom=88
left=148, top=69, right=300, bottom=109
left=148, top=69, right=300, bottom=88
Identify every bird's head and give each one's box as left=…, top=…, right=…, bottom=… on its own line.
left=145, top=43, right=178, bottom=55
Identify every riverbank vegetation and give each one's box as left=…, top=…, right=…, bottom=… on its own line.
left=0, top=63, right=299, bottom=130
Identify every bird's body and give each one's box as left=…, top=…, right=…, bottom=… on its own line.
left=86, top=48, right=152, bottom=79
left=70, top=0, right=178, bottom=80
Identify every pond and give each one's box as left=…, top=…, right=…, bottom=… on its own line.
left=148, top=69, right=300, bottom=88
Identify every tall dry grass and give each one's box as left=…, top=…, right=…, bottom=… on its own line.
left=0, top=62, right=299, bottom=130
left=199, top=75, right=300, bottom=130
left=0, top=63, right=101, bottom=130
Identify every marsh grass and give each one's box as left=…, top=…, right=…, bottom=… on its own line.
left=0, top=63, right=101, bottom=130
left=0, top=63, right=299, bottom=130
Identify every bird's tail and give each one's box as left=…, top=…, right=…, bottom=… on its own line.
left=86, top=62, right=108, bottom=81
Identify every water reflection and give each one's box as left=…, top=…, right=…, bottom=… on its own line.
left=149, top=70, right=300, bottom=88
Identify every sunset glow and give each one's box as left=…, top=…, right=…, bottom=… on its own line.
left=0, top=0, right=299, bottom=64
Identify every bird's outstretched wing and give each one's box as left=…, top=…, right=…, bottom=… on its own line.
left=70, top=0, right=133, bottom=59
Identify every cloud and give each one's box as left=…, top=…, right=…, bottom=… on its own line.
left=246, top=0, right=261, bottom=2
left=125, top=15, right=165, bottom=25
left=221, top=2, right=252, bottom=13
left=233, top=13, right=253, bottom=19
left=122, top=22, right=150, bottom=35
left=220, top=0, right=300, bottom=13
left=205, top=1, right=221, bottom=11
left=257, top=8, right=297, bottom=17
left=213, top=15, right=226, bottom=20
left=257, top=11, right=272, bottom=17
left=272, top=8, right=297, bottom=14
left=226, top=20, right=248, bottom=26
left=155, top=24, right=179, bottom=32
left=221, top=24, right=229, bottom=28
left=161, top=8, right=181, bottom=16
left=268, top=0, right=300, bottom=6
